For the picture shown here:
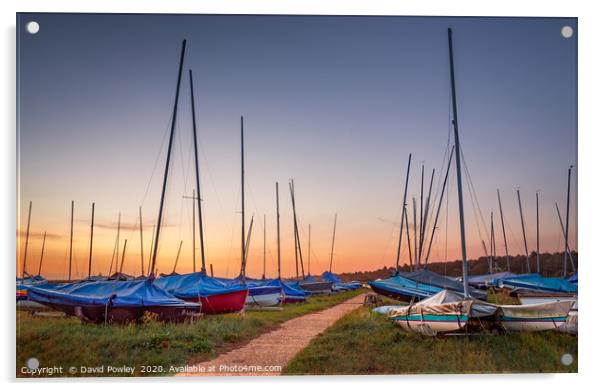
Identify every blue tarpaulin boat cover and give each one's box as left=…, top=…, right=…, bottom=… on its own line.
left=492, top=273, right=577, bottom=293
left=28, top=279, right=199, bottom=308
left=368, top=275, right=443, bottom=300
left=467, top=271, right=517, bottom=288
left=321, top=271, right=361, bottom=291
left=567, top=272, right=578, bottom=284
left=154, top=272, right=248, bottom=299
left=400, top=269, right=487, bottom=299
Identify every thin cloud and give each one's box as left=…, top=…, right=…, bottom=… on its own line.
left=17, top=231, right=63, bottom=240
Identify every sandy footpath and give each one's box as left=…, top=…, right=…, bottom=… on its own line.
left=177, top=294, right=366, bottom=376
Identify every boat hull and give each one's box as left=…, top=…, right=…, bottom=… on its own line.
left=299, top=281, right=333, bottom=294
left=245, top=292, right=282, bottom=307
left=187, top=289, right=248, bottom=314
left=391, top=314, right=469, bottom=336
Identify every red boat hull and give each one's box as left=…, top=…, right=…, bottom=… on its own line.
left=186, top=289, right=248, bottom=314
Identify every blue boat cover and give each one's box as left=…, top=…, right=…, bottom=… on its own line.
left=400, top=269, right=487, bottom=299
left=368, top=275, right=443, bottom=300
left=28, top=279, right=199, bottom=308
left=467, top=271, right=517, bottom=288
left=567, top=272, right=578, bottom=284
left=154, top=272, right=248, bottom=299
left=492, top=273, right=577, bottom=293
left=321, top=271, right=361, bottom=291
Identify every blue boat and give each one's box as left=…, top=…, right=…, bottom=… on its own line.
left=28, top=278, right=200, bottom=323
left=491, top=273, right=577, bottom=293
left=467, top=271, right=518, bottom=289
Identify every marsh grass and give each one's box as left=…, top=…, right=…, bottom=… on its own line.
left=16, top=290, right=362, bottom=377
left=284, top=306, right=577, bottom=375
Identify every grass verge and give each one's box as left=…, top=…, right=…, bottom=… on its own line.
left=17, top=289, right=362, bottom=377
left=284, top=305, right=577, bottom=375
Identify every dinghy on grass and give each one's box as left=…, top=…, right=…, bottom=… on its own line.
left=386, top=289, right=574, bottom=336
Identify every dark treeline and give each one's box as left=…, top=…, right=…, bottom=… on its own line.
left=334, top=251, right=578, bottom=283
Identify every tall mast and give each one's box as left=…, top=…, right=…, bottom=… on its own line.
left=447, top=28, right=469, bottom=297
left=536, top=191, right=540, bottom=274
left=21, top=200, right=32, bottom=278
left=290, top=180, right=305, bottom=277
left=87, top=202, right=95, bottom=279
left=308, top=224, right=311, bottom=276
left=150, top=40, right=187, bottom=277
left=68, top=200, right=74, bottom=281
left=240, top=116, right=246, bottom=279
left=147, top=223, right=155, bottom=276
left=497, top=189, right=511, bottom=271
left=394, top=154, right=412, bottom=274
left=37, top=231, right=46, bottom=276
left=329, top=213, right=338, bottom=273
left=491, top=211, right=497, bottom=270
left=262, top=214, right=266, bottom=279
left=119, top=239, right=128, bottom=274
left=139, top=206, right=145, bottom=276
left=517, top=189, right=531, bottom=273
left=189, top=70, right=206, bottom=274
left=424, top=148, right=454, bottom=265
left=276, top=182, right=281, bottom=279
left=563, top=166, right=573, bottom=277
left=418, top=164, right=424, bottom=265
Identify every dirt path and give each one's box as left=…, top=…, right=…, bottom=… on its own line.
left=177, top=293, right=366, bottom=376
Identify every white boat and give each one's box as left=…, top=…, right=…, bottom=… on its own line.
left=387, top=289, right=574, bottom=336
left=517, top=291, right=578, bottom=334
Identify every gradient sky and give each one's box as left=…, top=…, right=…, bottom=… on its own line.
left=17, top=14, right=577, bottom=279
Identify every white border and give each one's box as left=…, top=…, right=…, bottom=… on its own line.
left=3, top=1, right=601, bottom=390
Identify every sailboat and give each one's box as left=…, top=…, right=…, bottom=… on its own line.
left=382, top=29, right=573, bottom=335
left=28, top=41, right=202, bottom=323
left=154, top=71, right=249, bottom=315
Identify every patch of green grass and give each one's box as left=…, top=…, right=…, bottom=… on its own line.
left=17, top=290, right=362, bottom=377
left=284, top=306, right=577, bottom=375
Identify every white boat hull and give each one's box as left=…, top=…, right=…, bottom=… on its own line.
left=245, top=292, right=282, bottom=307
left=393, top=317, right=468, bottom=336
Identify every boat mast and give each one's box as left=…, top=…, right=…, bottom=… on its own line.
left=329, top=213, right=338, bottom=273
left=536, top=191, right=540, bottom=274
left=563, top=165, right=573, bottom=276
left=555, top=202, right=575, bottom=271
left=516, top=189, right=531, bottom=273
left=139, top=206, right=144, bottom=276
left=276, top=182, right=281, bottom=279
left=172, top=240, right=184, bottom=274
left=240, top=116, right=246, bottom=280
left=192, top=189, right=196, bottom=272
left=412, top=197, right=417, bottom=270
left=244, top=216, right=254, bottom=268
left=119, top=239, right=128, bottom=274
left=289, top=180, right=305, bottom=277
left=424, top=148, right=454, bottom=265
left=189, top=70, right=206, bottom=274
left=108, top=212, right=121, bottom=276
left=491, top=212, right=497, bottom=270
left=149, top=40, right=187, bottom=277
left=37, top=231, right=46, bottom=276
left=420, top=168, right=435, bottom=263
left=262, top=214, right=266, bottom=279
left=87, top=202, right=95, bottom=279
left=497, top=189, right=511, bottom=271
left=307, top=224, right=311, bottom=276
left=21, top=200, right=32, bottom=278
left=418, top=164, right=424, bottom=265
left=447, top=28, right=470, bottom=297
left=404, top=205, right=413, bottom=270
left=394, top=154, right=411, bottom=274
left=68, top=200, right=74, bottom=281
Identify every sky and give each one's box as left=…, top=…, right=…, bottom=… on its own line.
left=17, top=14, right=577, bottom=279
